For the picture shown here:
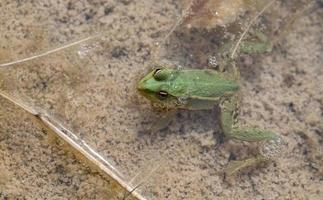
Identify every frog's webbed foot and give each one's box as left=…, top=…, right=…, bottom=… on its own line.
left=224, top=129, right=285, bottom=175
left=259, top=133, right=285, bottom=160
left=225, top=155, right=267, bottom=176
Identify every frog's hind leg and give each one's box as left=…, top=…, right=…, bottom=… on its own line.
left=239, top=31, right=273, bottom=54
left=224, top=128, right=284, bottom=175
left=220, top=96, right=284, bottom=175
left=209, top=31, right=272, bottom=74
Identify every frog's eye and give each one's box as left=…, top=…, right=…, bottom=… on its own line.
left=153, top=68, right=169, bottom=81
left=153, top=68, right=162, bottom=76
left=157, top=91, right=168, bottom=100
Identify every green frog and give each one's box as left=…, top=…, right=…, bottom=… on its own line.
left=137, top=32, right=283, bottom=175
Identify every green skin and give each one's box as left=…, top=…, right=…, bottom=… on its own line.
left=137, top=34, right=281, bottom=175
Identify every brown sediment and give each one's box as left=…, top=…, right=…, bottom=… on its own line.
left=0, top=0, right=322, bottom=199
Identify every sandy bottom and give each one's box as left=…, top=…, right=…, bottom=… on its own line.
left=0, top=0, right=322, bottom=199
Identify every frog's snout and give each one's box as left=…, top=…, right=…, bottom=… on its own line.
left=137, top=71, right=154, bottom=91
left=137, top=78, right=146, bottom=91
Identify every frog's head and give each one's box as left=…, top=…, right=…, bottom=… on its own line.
left=137, top=68, right=180, bottom=109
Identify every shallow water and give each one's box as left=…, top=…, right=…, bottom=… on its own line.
left=0, top=0, right=322, bottom=199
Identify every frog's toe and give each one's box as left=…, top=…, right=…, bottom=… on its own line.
left=259, top=135, right=285, bottom=159
left=224, top=156, right=266, bottom=176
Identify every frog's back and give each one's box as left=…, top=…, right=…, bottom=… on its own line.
left=171, top=69, right=239, bottom=99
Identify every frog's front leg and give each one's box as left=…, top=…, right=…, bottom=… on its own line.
left=148, top=111, right=177, bottom=134
left=220, top=96, right=284, bottom=175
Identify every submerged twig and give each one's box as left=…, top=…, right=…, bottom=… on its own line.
left=0, top=34, right=101, bottom=67
left=0, top=90, right=122, bottom=178
left=0, top=90, right=146, bottom=200
left=0, top=91, right=38, bottom=116
left=123, top=156, right=165, bottom=200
